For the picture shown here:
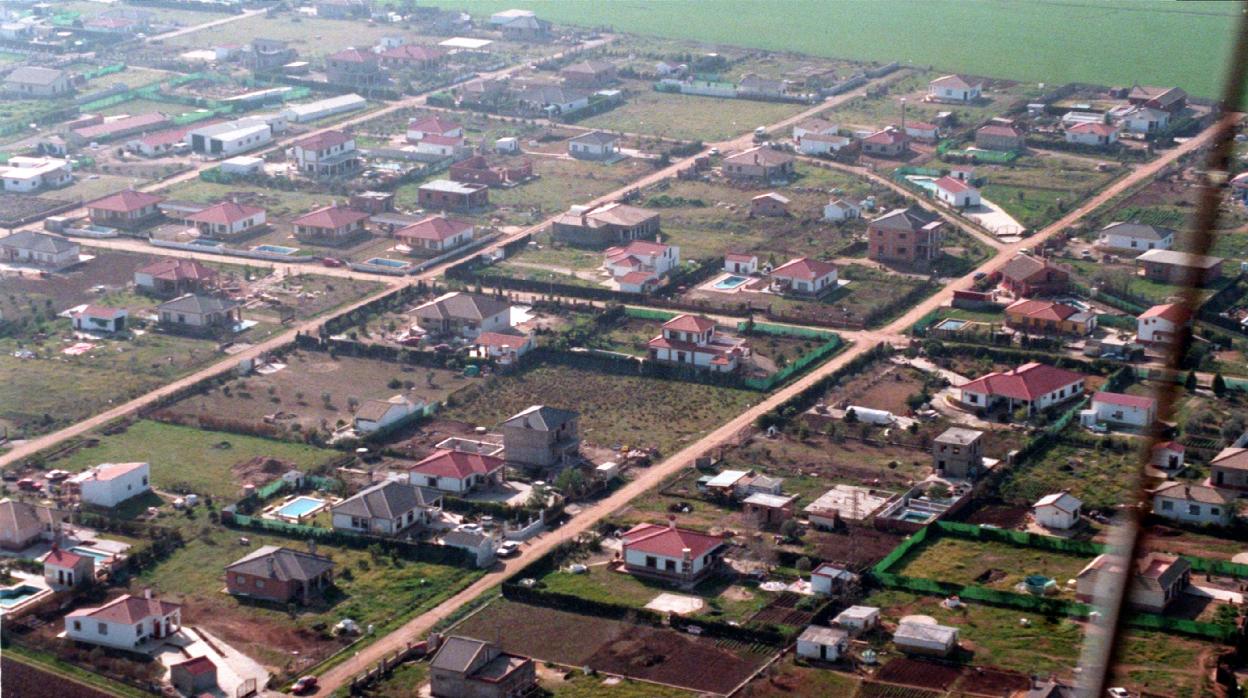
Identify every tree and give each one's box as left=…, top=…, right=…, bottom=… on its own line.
left=1185, top=371, right=1198, bottom=391
left=795, top=556, right=812, bottom=573
left=844, top=408, right=858, bottom=423
left=1213, top=373, right=1227, bottom=397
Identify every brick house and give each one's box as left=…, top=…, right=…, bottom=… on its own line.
left=430, top=636, right=537, bottom=698
left=722, top=146, right=795, bottom=182
left=551, top=202, right=660, bottom=247
left=86, top=189, right=165, bottom=231
left=418, top=180, right=489, bottom=212
left=1135, top=249, right=1224, bottom=286
left=292, top=205, right=369, bottom=244
left=867, top=205, right=943, bottom=267
left=998, top=253, right=1069, bottom=297
left=226, top=545, right=335, bottom=604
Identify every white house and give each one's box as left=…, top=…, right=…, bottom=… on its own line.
left=1065, top=122, right=1120, bottom=147
left=65, top=592, right=182, bottom=650
left=894, top=621, right=959, bottom=657
left=413, top=134, right=466, bottom=158
left=810, top=563, right=856, bottom=595
left=406, top=448, right=505, bottom=494
left=0, top=231, right=80, bottom=270
left=723, top=252, right=758, bottom=274
left=1121, top=106, right=1170, bottom=135
left=71, top=306, right=128, bottom=334
left=1091, top=391, right=1156, bottom=429
left=473, top=330, right=534, bottom=365
left=958, top=362, right=1085, bottom=416
left=289, top=130, right=359, bottom=178
left=406, top=116, right=463, bottom=142
left=832, top=605, right=880, bottom=634
left=44, top=547, right=94, bottom=588
left=933, top=175, right=981, bottom=208
left=792, top=118, right=837, bottom=141
left=797, top=133, right=851, bottom=156
left=330, top=481, right=441, bottom=536
left=4, top=66, right=71, bottom=98
left=440, top=529, right=499, bottom=568
left=1151, top=482, right=1234, bottom=527
left=1, top=156, right=72, bottom=192
left=353, top=395, right=424, bottom=433
left=1098, top=222, right=1174, bottom=252
left=395, top=216, right=475, bottom=253
left=904, top=121, right=940, bottom=142
left=771, top=257, right=838, bottom=296
left=620, top=521, right=727, bottom=583
left=927, top=74, right=982, bottom=103
left=823, top=199, right=861, bottom=222
left=69, top=462, right=150, bottom=509
left=1152, top=441, right=1186, bottom=471
left=603, top=240, right=680, bottom=291
left=1137, top=303, right=1190, bottom=345
left=646, top=314, right=749, bottom=373
left=1033, top=491, right=1082, bottom=530
left=568, top=131, right=620, bottom=161
left=796, top=625, right=849, bottom=662
left=185, top=201, right=267, bottom=240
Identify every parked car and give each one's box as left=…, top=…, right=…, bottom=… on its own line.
left=497, top=541, right=521, bottom=557
left=291, top=676, right=318, bottom=695
left=16, top=479, right=40, bottom=491
left=457, top=523, right=484, bottom=535
left=321, top=257, right=343, bottom=268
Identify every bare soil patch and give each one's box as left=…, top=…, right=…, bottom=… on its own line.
left=876, top=657, right=963, bottom=691
left=955, top=667, right=1032, bottom=696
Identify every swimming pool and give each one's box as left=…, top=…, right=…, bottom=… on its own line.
left=934, top=318, right=967, bottom=331
left=905, top=175, right=939, bottom=193
left=275, top=496, right=326, bottom=519
left=189, top=238, right=224, bottom=248
left=713, top=275, right=748, bottom=290
left=69, top=546, right=113, bottom=567
left=253, top=244, right=299, bottom=255
left=0, top=585, right=43, bottom=608
left=364, top=257, right=410, bottom=269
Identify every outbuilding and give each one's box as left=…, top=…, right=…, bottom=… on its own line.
left=796, top=625, right=849, bottom=662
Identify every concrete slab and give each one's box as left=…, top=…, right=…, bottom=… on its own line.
left=644, top=592, right=704, bottom=615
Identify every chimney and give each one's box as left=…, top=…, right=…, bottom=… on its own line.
left=682, top=547, right=692, bottom=564
left=269, top=555, right=277, bottom=578
left=309, top=539, right=318, bottom=556
left=144, top=587, right=152, bottom=600
left=667, top=514, right=676, bottom=529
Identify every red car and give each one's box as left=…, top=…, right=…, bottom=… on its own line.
left=291, top=676, right=318, bottom=695
left=321, top=257, right=343, bottom=268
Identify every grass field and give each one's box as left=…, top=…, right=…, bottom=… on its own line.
left=428, top=1, right=1241, bottom=104
left=996, top=436, right=1144, bottom=511
left=888, top=536, right=1093, bottom=595
left=468, top=155, right=655, bottom=226
left=48, top=420, right=340, bottom=499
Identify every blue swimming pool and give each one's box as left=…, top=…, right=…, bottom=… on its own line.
left=254, top=244, right=299, bottom=255
left=364, top=257, right=409, bottom=269
left=69, top=546, right=113, bottom=567
left=906, top=176, right=938, bottom=193
left=0, top=585, right=43, bottom=607
left=276, top=496, right=325, bottom=519
left=713, top=275, right=748, bottom=290
left=934, top=318, right=967, bottom=331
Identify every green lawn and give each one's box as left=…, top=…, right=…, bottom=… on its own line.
left=996, top=436, right=1145, bottom=511
left=48, top=420, right=340, bottom=499
left=888, top=536, right=1094, bottom=595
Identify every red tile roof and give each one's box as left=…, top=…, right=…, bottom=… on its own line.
left=604, top=240, right=670, bottom=257
left=70, top=593, right=179, bottom=624
left=617, top=270, right=657, bottom=285
left=186, top=201, right=264, bottom=226
left=408, top=449, right=504, bottom=480
left=1139, top=303, right=1190, bottom=324
left=408, top=116, right=461, bottom=135
left=45, top=548, right=86, bottom=568
left=663, top=314, right=716, bottom=333
left=172, top=656, right=216, bottom=676
left=382, top=44, right=447, bottom=62
left=1152, top=440, right=1185, bottom=453
left=476, top=331, right=529, bottom=348
left=772, top=256, right=837, bottom=281
left=1068, top=122, right=1118, bottom=136
left=863, top=128, right=906, bottom=145
left=137, top=258, right=219, bottom=283
left=292, top=205, right=369, bottom=230
left=725, top=252, right=757, bottom=262
left=396, top=216, right=472, bottom=242
left=293, top=130, right=353, bottom=151
left=1093, top=391, right=1156, bottom=410
left=73, top=304, right=126, bottom=320
left=87, top=189, right=165, bottom=213
left=960, top=362, right=1084, bottom=401
left=622, top=522, right=726, bottom=559
left=328, top=48, right=375, bottom=63
left=1005, top=299, right=1080, bottom=322
left=933, top=175, right=973, bottom=194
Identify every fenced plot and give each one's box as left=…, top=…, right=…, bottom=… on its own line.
left=876, top=657, right=963, bottom=691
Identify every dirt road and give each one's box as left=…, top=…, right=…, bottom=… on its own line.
left=146, top=9, right=265, bottom=42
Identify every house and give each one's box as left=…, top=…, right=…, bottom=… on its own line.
left=170, top=657, right=217, bottom=696
left=724, top=252, right=758, bottom=274
left=796, top=625, right=849, bottom=662
left=804, top=484, right=895, bottom=527
left=1136, top=249, right=1224, bottom=286
left=1033, top=491, right=1082, bottom=530
left=998, top=253, right=1069, bottom=297
left=225, top=545, right=335, bottom=604
left=514, top=84, right=589, bottom=115
left=647, top=314, right=749, bottom=373
left=867, top=205, right=944, bottom=267
left=894, top=621, right=959, bottom=657
left=44, top=547, right=93, bottom=588
left=128, top=123, right=205, bottom=158
left=395, top=216, right=475, bottom=253
left=65, top=592, right=182, bottom=650
left=824, top=199, right=861, bottom=222
left=69, top=462, right=150, bottom=508
left=330, top=481, right=442, bottom=536
left=473, top=330, right=534, bottom=364
left=792, top=118, right=838, bottom=141
left=1128, top=85, right=1187, bottom=113
left=1121, top=106, right=1171, bottom=135
left=86, top=190, right=165, bottom=231
left=742, top=492, right=795, bottom=526
left=134, top=258, right=219, bottom=296
left=325, top=47, right=386, bottom=87
left=501, top=405, right=580, bottom=469
left=379, top=44, right=447, bottom=69
left=1004, top=299, right=1096, bottom=335
left=928, top=74, right=982, bottom=103
left=350, top=191, right=395, bottom=215
left=1151, top=483, right=1234, bottom=527
left=1077, top=551, right=1191, bottom=612
left=932, top=427, right=983, bottom=480
left=3, top=66, right=70, bottom=98
left=413, top=292, right=511, bottom=340
left=1210, top=447, right=1248, bottom=490
left=770, top=257, right=838, bottom=296
left=407, top=449, right=505, bottom=494
left=353, top=395, right=423, bottom=433
left=1091, top=392, right=1156, bottom=429
left=797, top=132, right=851, bottom=156
left=290, top=131, right=360, bottom=178
left=1065, top=122, right=1120, bottom=147
left=621, top=521, right=727, bottom=583
left=429, top=636, right=537, bottom=698
left=975, top=122, right=1026, bottom=151
left=860, top=127, right=908, bottom=157
left=292, top=205, right=369, bottom=244
left=449, top=155, right=533, bottom=187
left=738, top=72, right=786, bottom=97
left=440, top=529, right=500, bottom=568
left=1137, top=303, right=1191, bottom=345
left=157, top=294, right=242, bottom=334
left=932, top=176, right=981, bottom=208
left=1024, top=677, right=1079, bottom=698
left=722, top=146, right=796, bottom=182
left=498, top=14, right=552, bottom=41
left=902, top=121, right=940, bottom=143
left=185, top=201, right=266, bottom=240
left=186, top=119, right=272, bottom=158
left=603, top=239, right=680, bottom=286
left=560, top=60, right=617, bottom=88
left=810, top=563, right=856, bottom=596
left=0, top=231, right=80, bottom=270
left=1152, top=441, right=1186, bottom=471
left=750, top=192, right=790, bottom=217
left=72, top=306, right=127, bottom=334
left=833, top=605, right=880, bottom=634
left=568, top=131, right=620, bottom=161
left=245, top=38, right=297, bottom=71
left=1097, top=222, right=1174, bottom=252
left=0, top=499, right=67, bottom=551
left=552, top=202, right=660, bottom=247
left=413, top=133, right=468, bottom=159
left=406, top=116, right=463, bottom=143
left=418, top=180, right=489, bottom=212
left=958, top=362, right=1085, bottom=416
left=1, top=156, right=73, bottom=192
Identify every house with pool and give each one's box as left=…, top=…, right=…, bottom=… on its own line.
left=330, top=481, right=443, bottom=537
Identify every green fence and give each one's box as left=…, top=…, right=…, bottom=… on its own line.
left=81, top=63, right=126, bottom=81
left=623, top=306, right=679, bottom=322
left=737, top=320, right=837, bottom=340
left=232, top=512, right=331, bottom=538
left=742, top=333, right=843, bottom=391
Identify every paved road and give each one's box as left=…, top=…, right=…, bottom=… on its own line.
left=310, top=115, right=1232, bottom=695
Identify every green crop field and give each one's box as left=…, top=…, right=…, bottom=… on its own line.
left=427, top=0, right=1242, bottom=105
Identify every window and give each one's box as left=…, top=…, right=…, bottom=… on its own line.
left=645, top=555, right=657, bottom=568
left=1189, top=505, right=1200, bottom=516
left=1161, top=500, right=1173, bottom=511
left=98, top=623, right=108, bottom=635
left=73, top=620, right=81, bottom=631
left=256, top=579, right=265, bottom=589
left=236, top=575, right=246, bottom=584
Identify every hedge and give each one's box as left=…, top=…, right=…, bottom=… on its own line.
left=222, top=512, right=476, bottom=568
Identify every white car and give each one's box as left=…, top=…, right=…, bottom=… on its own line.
left=497, top=541, right=521, bottom=557
left=457, top=523, right=484, bottom=535
left=1107, top=689, right=1131, bottom=698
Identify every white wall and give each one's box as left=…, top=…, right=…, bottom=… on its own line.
left=80, top=464, right=150, bottom=508
left=1035, top=505, right=1078, bottom=530
left=1153, top=495, right=1231, bottom=526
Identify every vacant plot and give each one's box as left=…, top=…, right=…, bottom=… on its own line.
left=44, top=420, right=340, bottom=499
left=977, top=153, right=1123, bottom=231
left=737, top=655, right=861, bottom=697
left=888, top=536, right=1093, bottom=595
left=161, top=180, right=329, bottom=220
left=828, top=70, right=1040, bottom=134
left=1113, top=628, right=1223, bottom=698
left=996, top=436, right=1143, bottom=511
left=876, top=657, right=963, bottom=691
left=452, top=600, right=772, bottom=695
left=474, top=155, right=655, bottom=227
left=577, top=78, right=809, bottom=141
left=441, top=358, right=760, bottom=456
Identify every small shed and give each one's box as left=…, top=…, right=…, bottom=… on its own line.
left=170, top=656, right=217, bottom=695
left=811, top=563, right=857, bottom=595
left=1033, top=491, right=1082, bottom=530
left=796, top=625, right=849, bottom=662
left=833, top=605, right=880, bottom=634
left=894, top=620, right=959, bottom=657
